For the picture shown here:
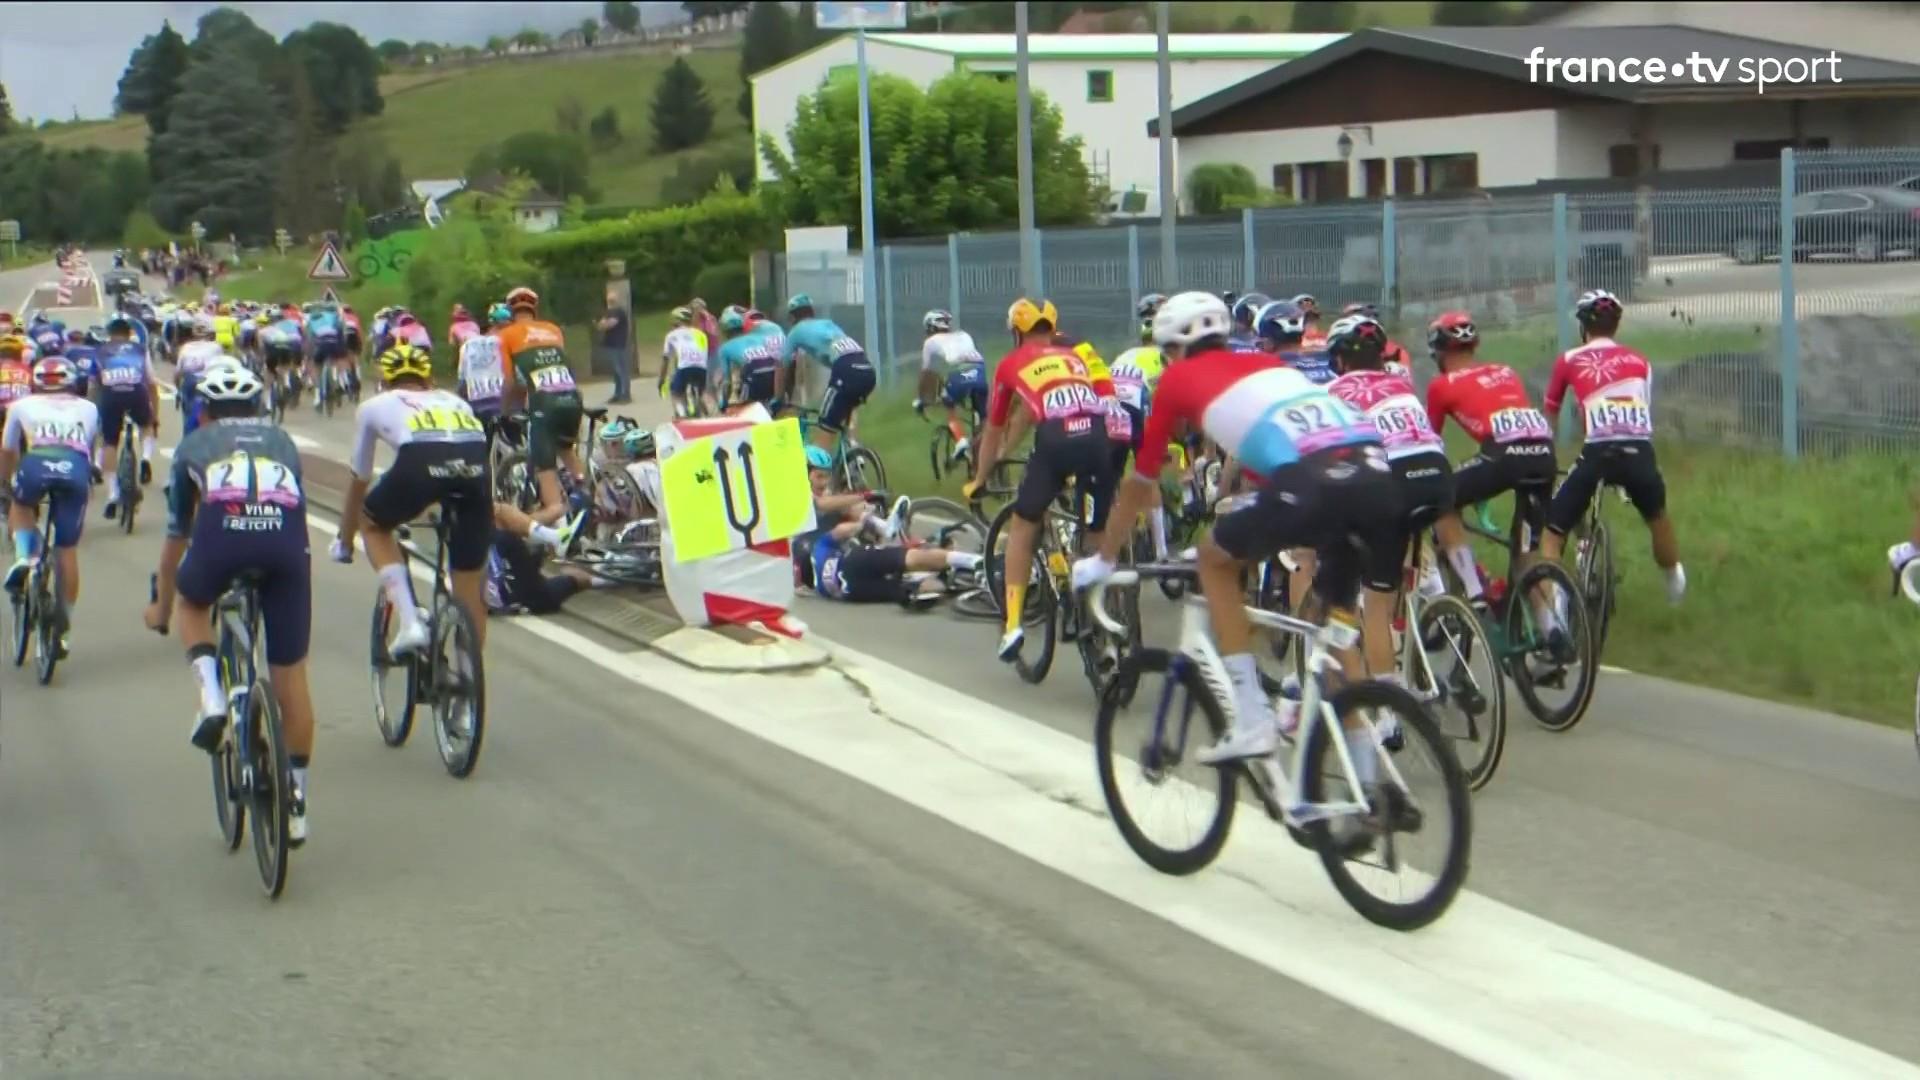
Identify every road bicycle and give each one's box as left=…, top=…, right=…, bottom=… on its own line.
left=492, top=406, right=611, bottom=524
left=982, top=484, right=1138, bottom=695
left=1088, top=563, right=1471, bottom=931
left=1396, top=530, right=1507, bottom=790
left=915, top=397, right=986, bottom=484
left=791, top=406, right=887, bottom=495
left=8, top=543, right=67, bottom=686
left=154, top=570, right=295, bottom=898
left=111, top=413, right=144, bottom=534
left=1569, top=478, right=1630, bottom=658
left=368, top=510, right=487, bottom=778
left=1462, top=486, right=1599, bottom=733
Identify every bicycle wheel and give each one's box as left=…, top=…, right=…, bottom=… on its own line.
left=245, top=676, right=291, bottom=898
left=368, top=588, right=417, bottom=747
left=354, top=254, right=381, bottom=278
left=951, top=588, right=1002, bottom=620
left=928, top=427, right=956, bottom=483
left=430, top=597, right=487, bottom=779
left=1506, top=561, right=1598, bottom=733
left=211, top=723, right=245, bottom=851
left=843, top=445, right=887, bottom=494
left=1576, top=516, right=1616, bottom=656
left=9, top=591, right=27, bottom=667
left=495, top=452, right=538, bottom=514
left=1413, top=593, right=1507, bottom=792
left=34, top=585, right=63, bottom=686
left=118, top=445, right=139, bottom=534
left=1094, top=648, right=1237, bottom=875
left=1300, top=680, right=1471, bottom=931
left=1014, top=573, right=1059, bottom=684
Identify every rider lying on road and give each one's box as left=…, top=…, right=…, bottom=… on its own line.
left=797, top=445, right=982, bottom=607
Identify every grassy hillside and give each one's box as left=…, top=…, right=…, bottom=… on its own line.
left=37, top=43, right=752, bottom=210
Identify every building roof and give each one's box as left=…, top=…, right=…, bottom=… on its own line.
left=869, top=31, right=1344, bottom=60
left=1150, top=25, right=1920, bottom=136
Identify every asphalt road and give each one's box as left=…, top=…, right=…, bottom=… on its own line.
left=8, top=255, right=1920, bottom=1076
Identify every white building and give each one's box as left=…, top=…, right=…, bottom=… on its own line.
left=1155, top=26, right=1920, bottom=201
left=513, top=189, right=564, bottom=234
left=749, top=32, right=1343, bottom=203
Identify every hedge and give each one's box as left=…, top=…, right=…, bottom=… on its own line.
left=522, top=192, right=775, bottom=319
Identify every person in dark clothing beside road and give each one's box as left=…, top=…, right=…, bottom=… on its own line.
left=598, top=296, right=632, bottom=404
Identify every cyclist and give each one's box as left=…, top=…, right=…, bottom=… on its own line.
left=782, top=294, right=874, bottom=453
left=394, top=312, right=433, bottom=352
left=1255, top=300, right=1335, bottom=385
left=914, top=309, right=986, bottom=465
left=1326, top=313, right=1452, bottom=685
left=1, top=356, right=102, bottom=657
left=1226, top=293, right=1270, bottom=353
left=261, top=306, right=305, bottom=403
left=1425, top=310, right=1567, bottom=651
left=494, top=286, right=584, bottom=526
left=449, top=305, right=481, bottom=351
left=483, top=501, right=597, bottom=616
left=176, top=319, right=227, bottom=436
left=29, top=314, right=66, bottom=359
left=800, top=445, right=983, bottom=609
left=331, top=341, right=492, bottom=656
left=1072, top=291, right=1397, bottom=766
left=657, top=306, right=711, bottom=418
left=342, top=305, right=364, bottom=359
left=62, top=329, right=100, bottom=397
left=1540, top=289, right=1686, bottom=604
left=716, top=307, right=781, bottom=413
left=306, top=302, right=349, bottom=408
left=961, top=297, right=1115, bottom=662
left=93, top=316, right=161, bottom=517
left=457, top=302, right=511, bottom=423
left=1110, top=295, right=1171, bottom=559
left=1341, top=302, right=1411, bottom=371
left=212, top=304, right=240, bottom=354
left=1291, top=294, right=1327, bottom=348
left=144, top=361, right=316, bottom=844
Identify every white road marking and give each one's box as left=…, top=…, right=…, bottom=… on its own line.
left=284, top=496, right=1920, bottom=1077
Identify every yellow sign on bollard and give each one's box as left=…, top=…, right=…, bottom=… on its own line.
left=659, top=417, right=815, bottom=564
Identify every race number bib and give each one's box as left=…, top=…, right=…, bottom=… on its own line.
left=1270, top=396, right=1367, bottom=455
left=407, top=405, right=484, bottom=435
left=29, top=419, right=90, bottom=452
left=101, top=365, right=145, bottom=388
left=531, top=365, right=576, bottom=393
left=1103, top=398, right=1133, bottom=441
left=829, top=336, right=863, bottom=359
left=1041, top=382, right=1100, bottom=420
left=1582, top=383, right=1652, bottom=440
left=465, top=375, right=504, bottom=400
left=1368, top=395, right=1441, bottom=455
left=1489, top=407, right=1552, bottom=444
left=205, top=452, right=303, bottom=508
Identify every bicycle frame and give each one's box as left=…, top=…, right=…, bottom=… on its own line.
left=1091, top=570, right=1411, bottom=828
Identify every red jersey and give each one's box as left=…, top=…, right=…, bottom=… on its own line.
left=1328, top=368, right=1443, bottom=460
left=1543, top=337, right=1653, bottom=444
left=1425, top=362, right=1553, bottom=445
left=0, top=358, right=29, bottom=407
left=987, top=341, right=1107, bottom=428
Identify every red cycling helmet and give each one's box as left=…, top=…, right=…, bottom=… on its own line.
left=1427, top=311, right=1478, bottom=359
left=30, top=357, right=78, bottom=393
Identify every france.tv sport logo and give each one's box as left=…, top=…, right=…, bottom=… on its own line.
left=1524, top=47, right=1844, bottom=95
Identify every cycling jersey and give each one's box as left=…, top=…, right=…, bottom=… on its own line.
left=495, top=318, right=581, bottom=472
left=31, top=323, right=65, bottom=356
left=783, top=318, right=863, bottom=370
left=449, top=319, right=480, bottom=350
left=457, top=333, right=508, bottom=415
left=1425, top=362, right=1553, bottom=446
left=176, top=340, right=225, bottom=381
left=717, top=331, right=782, bottom=405
left=1133, top=350, right=1378, bottom=480
left=1277, top=346, right=1335, bottom=386
left=1109, top=345, right=1165, bottom=407
left=61, top=345, right=99, bottom=396
left=94, top=341, right=153, bottom=395
left=664, top=326, right=709, bottom=370
left=348, top=388, right=488, bottom=479
left=1544, top=337, right=1654, bottom=445
left=987, top=342, right=1109, bottom=429
left=3, top=393, right=98, bottom=465
left=922, top=330, right=983, bottom=372
left=1227, top=330, right=1261, bottom=353
left=397, top=322, right=433, bottom=351
left=307, top=312, right=343, bottom=342
left=0, top=359, right=30, bottom=412
left=213, top=315, right=240, bottom=351
left=263, top=318, right=304, bottom=353
left=1328, top=368, right=1443, bottom=461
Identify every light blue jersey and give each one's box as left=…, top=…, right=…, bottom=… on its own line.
left=781, top=318, right=863, bottom=370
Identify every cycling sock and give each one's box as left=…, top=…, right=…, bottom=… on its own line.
left=1148, top=507, right=1169, bottom=560
left=1445, top=545, right=1482, bottom=600
left=141, top=434, right=156, bottom=462
left=1003, top=582, right=1027, bottom=635
left=290, top=759, right=309, bottom=799
left=1345, top=727, right=1379, bottom=786
left=528, top=523, right=563, bottom=549
left=379, top=563, right=422, bottom=624
left=1222, top=652, right=1267, bottom=731
left=12, top=529, right=36, bottom=560
left=946, top=416, right=965, bottom=443
left=187, top=645, right=223, bottom=716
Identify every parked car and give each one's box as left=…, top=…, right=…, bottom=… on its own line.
left=101, top=269, right=141, bottom=296
left=1726, top=186, right=1920, bottom=264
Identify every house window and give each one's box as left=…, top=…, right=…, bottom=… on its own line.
left=1393, top=157, right=1419, bottom=195
left=1363, top=158, right=1387, bottom=199
left=1733, top=137, right=1830, bottom=161
left=1271, top=165, right=1294, bottom=200
left=1608, top=143, right=1662, bottom=177
left=1087, top=69, right=1113, bottom=102
left=1422, top=153, right=1479, bottom=193
left=1298, top=161, right=1350, bottom=203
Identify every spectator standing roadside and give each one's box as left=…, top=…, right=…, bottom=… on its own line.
left=598, top=294, right=633, bottom=404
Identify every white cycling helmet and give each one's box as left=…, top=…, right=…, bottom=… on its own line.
left=197, top=359, right=264, bottom=402
left=1152, top=291, right=1232, bottom=349
left=923, top=309, right=954, bottom=334
left=192, top=316, right=216, bottom=338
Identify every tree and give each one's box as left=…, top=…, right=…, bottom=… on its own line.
left=380, top=158, right=408, bottom=210
left=115, top=21, right=191, bottom=134
left=282, top=23, right=384, bottom=133
left=651, top=57, right=714, bottom=152
left=149, top=43, right=281, bottom=237
left=274, top=65, right=339, bottom=238
left=741, top=2, right=795, bottom=80
left=1432, top=0, right=1514, bottom=24
left=341, top=200, right=368, bottom=245
left=0, top=83, right=13, bottom=138
left=484, top=35, right=508, bottom=55
left=555, top=96, right=586, bottom=134
left=760, top=70, right=1096, bottom=240
left=1290, top=1, right=1356, bottom=31
left=1230, top=13, right=1260, bottom=31
left=376, top=39, right=412, bottom=65
left=660, top=145, right=755, bottom=206
left=683, top=1, right=749, bottom=19
left=605, top=0, right=641, bottom=34
left=579, top=19, right=600, bottom=46
left=512, top=28, right=550, bottom=49
left=588, top=106, right=622, bottom=149
left=190, top=6, right=285, bottom=96
left=1187, top=163, right=1257, bottom=215
left=793, top=1, right=827, bottom=47
left=497, top=132, right=592, bottom=201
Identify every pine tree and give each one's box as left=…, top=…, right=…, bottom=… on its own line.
left=116, top=21, right=191, bottom=134
left=149, top=43, right=281, bottom=236
left=274, top=65, right=339, bottom=237
left=651, top=57, right=714, bottom=152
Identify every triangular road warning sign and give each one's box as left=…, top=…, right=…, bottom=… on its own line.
left=320, top=286, right=342, bottom=306
left=308, top=242, right=350, bottom=281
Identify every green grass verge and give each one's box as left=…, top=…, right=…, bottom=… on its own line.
left=850, top=377, right=1919, bottom=727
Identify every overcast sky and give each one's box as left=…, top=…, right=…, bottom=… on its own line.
left=0, top=1, right=686, bottom=122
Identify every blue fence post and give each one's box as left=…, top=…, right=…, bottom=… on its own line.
left=1552, top=192, right=1575, bottom=442
left=1127, top=225, right=1142, bottom=315
left=1034, top=229, right=1046, bottom=298
left=1380, top=199, right=1397, bottom=321
left=947, top=233, right=961, bottom=322
left=1241, top=208, right=1257, bottom=293
left=1780, top=148, right=1799, bottom=459
left=881, top=244, right=896, bottom=384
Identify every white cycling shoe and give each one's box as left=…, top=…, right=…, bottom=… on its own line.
left=388, top=617, right=431, bottom=656
left=996, top=626, right=1024, bottom=662
left=1197, top=723, right=1279, bottom=765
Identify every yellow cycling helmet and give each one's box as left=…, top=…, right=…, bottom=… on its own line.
left=1006, top=298, right=1059, bottom=335
left=0, top=335, right=25, bottom=359
left=378, top=341, right=432, bottom=383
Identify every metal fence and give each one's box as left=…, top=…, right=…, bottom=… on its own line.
left=769, top=147, right=1920, bottom=458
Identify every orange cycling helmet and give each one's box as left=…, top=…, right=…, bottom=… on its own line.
left=1006, top=298, right=1059, bottom=335
left=506, top=287, right=540, bottom=313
